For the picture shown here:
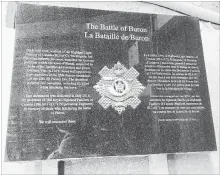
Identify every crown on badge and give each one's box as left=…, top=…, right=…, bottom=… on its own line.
left=113, top=61, right=126, bottom=76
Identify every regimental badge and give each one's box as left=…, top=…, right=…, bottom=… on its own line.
left=94, top=61, right=145, bottom=114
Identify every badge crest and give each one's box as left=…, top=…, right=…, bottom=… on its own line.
left=94, top=62, right=145, bottom=114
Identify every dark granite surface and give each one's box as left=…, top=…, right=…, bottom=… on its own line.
left=5, top=3, right=216, bottom=161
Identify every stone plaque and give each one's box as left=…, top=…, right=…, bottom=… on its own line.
left=5, top=3, right=216, bottom=161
